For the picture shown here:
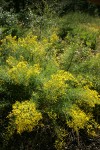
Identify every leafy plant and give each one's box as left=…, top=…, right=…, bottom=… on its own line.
left=0, top=12, right=100, bottom=150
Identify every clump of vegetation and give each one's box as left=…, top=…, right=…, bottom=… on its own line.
left=0, top=1, right=100, bottom=150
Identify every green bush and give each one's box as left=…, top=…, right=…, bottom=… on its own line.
left=0, top=24, right=100, bottom=149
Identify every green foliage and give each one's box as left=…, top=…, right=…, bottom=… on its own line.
left=0, top=11, right=100, bottom=150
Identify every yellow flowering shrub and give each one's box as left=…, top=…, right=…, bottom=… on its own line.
left=66, top=104, right=100, bottom=137
left=1, top=35, right=17, bottom=48
left=1, top=33, right=46, bottom=65
left=0, top=25, right=100, bottom=150
left=6, top=56, right=18, bottom=67
left=82, top=87, right=100, bottom=107
left=62, top=87, right=100, bottom=137
left=7, top=61, right=41, bottom=85
left=7, top=100, right=42, bottom=134
left=18, top=34, right=38, bottom=47
left=50, top=32, right=59, bottom=43
left=77, top=75, right=93, bottom=88
left=67, top=87, right=100, bottom=109
left=67, top=105, right=90, bottom=131
left=1, top=34, right=38, bottom=49
left=44, top=70, right=75, bottom=103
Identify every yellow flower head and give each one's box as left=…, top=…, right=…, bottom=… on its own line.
left=7, top=100, right=42, bottom=134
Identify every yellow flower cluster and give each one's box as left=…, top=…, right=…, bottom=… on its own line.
left=1, top=34, right=46, bottom=65
left=77, top=75, right=93, bottom=88
left=67, top=105, right=89, bottom=131
left=6, top=56, right=18, bottom=67
left=50, top=32, right=59, bottom=43
left=2, top=33, right=38, bottom=49
left=18, top=34, right=38, bottom=47
left=7, top=61, right=41, bottom=85
left=81, top=87, right=100, bottom=107
left=44, top=70, right=75, bottom=102
left=1, top=35, right=18, bottom=54
left=7, top=100, right=42, bottom=134
left=2, top=35, right=17, bottom=45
